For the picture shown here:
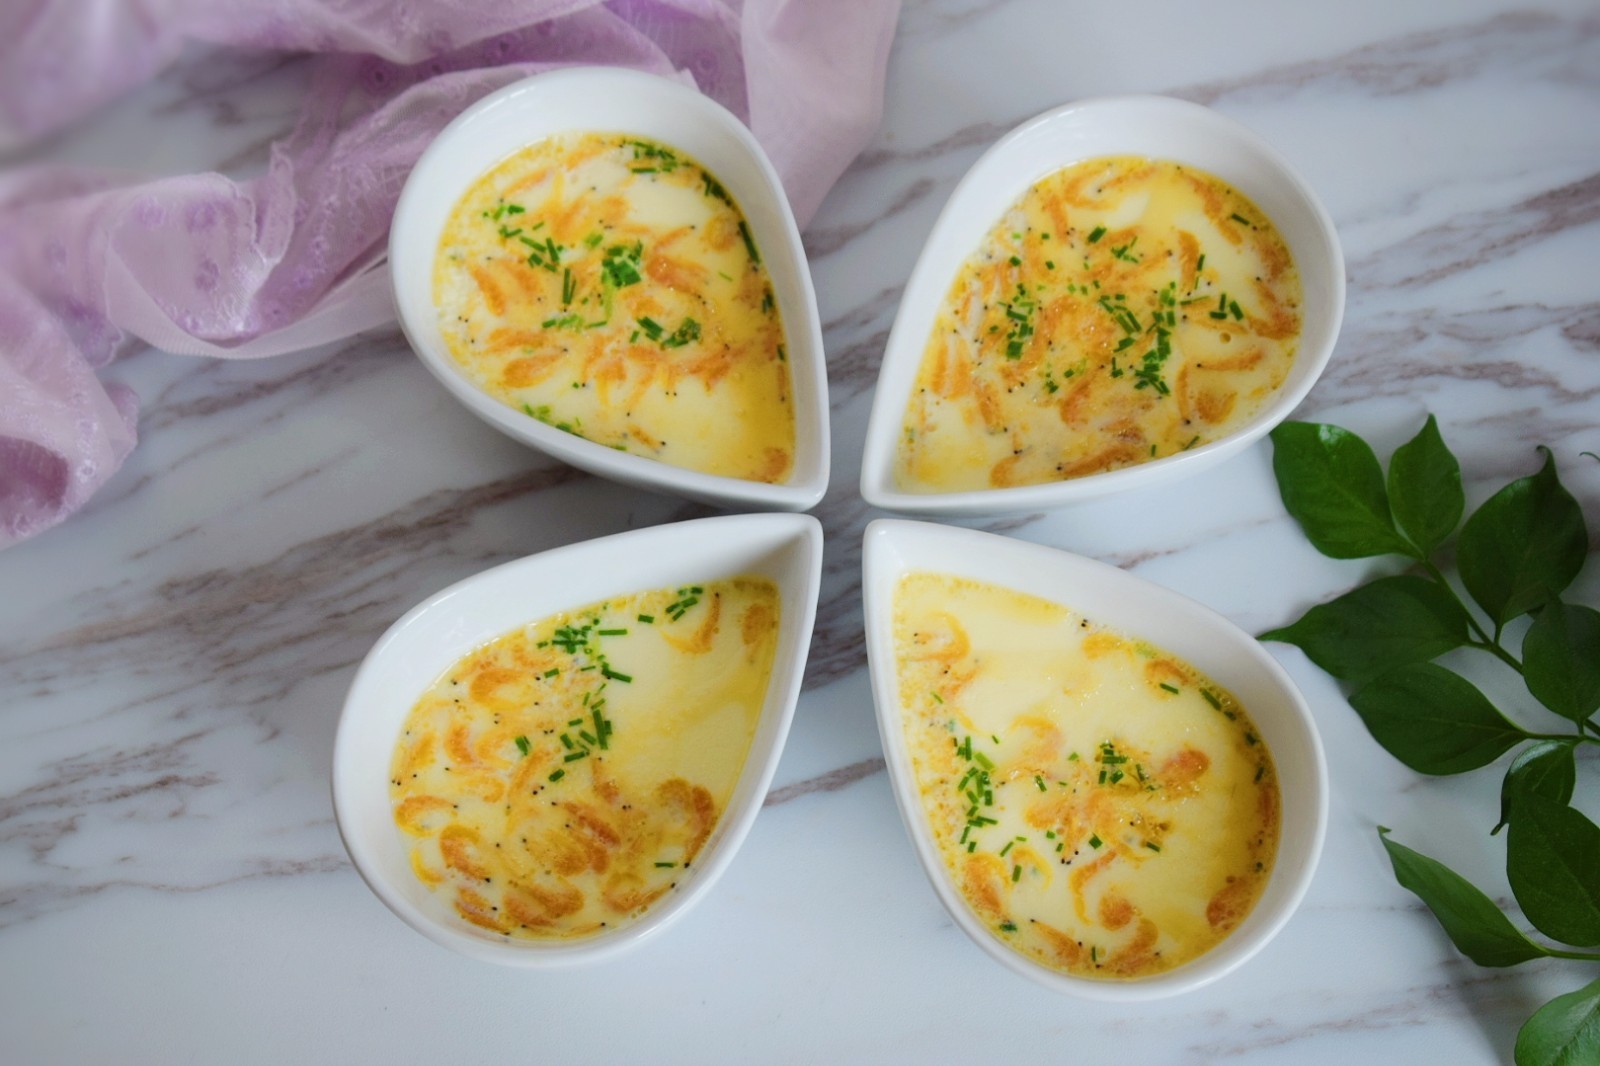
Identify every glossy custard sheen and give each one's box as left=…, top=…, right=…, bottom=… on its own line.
left=390, top=578, right=780, bottom=940
left=434, top=132, right=795, bottom=483
left=896, top=155, right=1302, bottom=492
left=893, top=572, right=1279, bottom=980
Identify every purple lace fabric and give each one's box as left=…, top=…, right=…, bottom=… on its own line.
left=0, top=0, right=900, bottom=549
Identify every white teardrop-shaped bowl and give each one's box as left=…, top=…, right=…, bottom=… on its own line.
left=333, top=513, right=823, bottom=965
left=860, top=95, right=1344, bottom=516
left=391, top=67, right=829, bottom=512
left=861, top=519, right=1328, bottom=1000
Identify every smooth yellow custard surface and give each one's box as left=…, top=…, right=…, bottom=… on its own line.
left=896, top=155, right=1301, bottom=492
left=390, top=579, right=780, bottom=939
left=434, top=132, right=795, bottom=483
left=893, top=572, right=1279, bottom=979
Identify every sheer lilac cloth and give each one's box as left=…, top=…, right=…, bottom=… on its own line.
left=0, top=0, right=900, bottom=549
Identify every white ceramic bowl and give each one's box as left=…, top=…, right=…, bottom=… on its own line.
left=861, top=519, right=1327, bottom=1000
left=333, top=513, right=823, bottom=965
left=860, top=95, right=1344, bottom=516
left=390, top=67, right=829, bottom=512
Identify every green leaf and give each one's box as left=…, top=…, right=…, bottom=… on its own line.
left=1378, top=828, right=1546, bottom=967
left=1260, top=575, right=1470, bottom=684
left=1507, top=794, right=1600, bottom=946
left=1349, top=663, right=1529, bottom=774
left=1270, top=422, right=1417, bottom=560
left=1516, top=975, right=1600, bottom=1066
left=1458, top=449, right=1587, bottom=625
left=1523, top=602, right=1600, bottom=723
left=1495, top=740, right=1577, bottom=835
left=1387, top=414, right=1464, bottom=555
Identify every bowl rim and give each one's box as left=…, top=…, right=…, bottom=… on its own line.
left=389, top=65, right=829, bottom=512
left=858, top=93, right=1346, bottom=517
left=860, top=518, right=1329, bottom=1000
left=332, top=512, right=824, bottom=965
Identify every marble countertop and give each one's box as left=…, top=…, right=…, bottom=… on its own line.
left=4, top=2, right=1599, bottom=1062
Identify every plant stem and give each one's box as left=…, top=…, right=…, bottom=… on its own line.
left=1540, top=946, right=1600, bottom=962
left=1421, top=560, right=1522, bottom=672
left=1525, top=731, right=1600, bottom=748
left=1465, top=638, right=1526, bottom=672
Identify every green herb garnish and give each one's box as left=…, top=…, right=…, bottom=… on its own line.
left=625, top=138, right=680, bottom=171
left=737, top=220, right=761, bottom=265
left=602, top=242, right=643, bottom=289
left=1000, top=283, right=1037, bottom=359
left=660, top=317, right=701, bottom=349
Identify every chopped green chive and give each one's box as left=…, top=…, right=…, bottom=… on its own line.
left=701, top=172, right=731, bottom=204
left=514, top=735, right=531, bottom=756
left=603, top=243, right=644, bottom=289
left=660, top=317, right=701, bottom=349
left=737, top=220, right=761, bottom=264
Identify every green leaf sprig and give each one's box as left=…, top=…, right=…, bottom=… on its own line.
left=1264, top=416, right=1599, bottom=1065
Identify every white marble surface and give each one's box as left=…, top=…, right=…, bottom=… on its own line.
left=4, top=2, right=1600, bottom=1062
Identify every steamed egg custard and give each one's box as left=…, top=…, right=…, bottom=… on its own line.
left=893, top=572, right=1279, bottom=979
left=896, top=156, right=1302, bottom=492
left=434, top=132, right=795, bottom=483
left=390, top=579, right=780, bottom=939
